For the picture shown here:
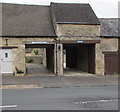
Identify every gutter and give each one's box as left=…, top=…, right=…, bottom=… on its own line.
left=100, top=36, right=120, bottom=38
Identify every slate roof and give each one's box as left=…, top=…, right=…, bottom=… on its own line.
left=1, top=3, right=102, bottom=37
left=2, top=3, right=56, bottom=37
left=99, top=18, right=119, bottom=37
left=51, top=3, right=100, bottom=25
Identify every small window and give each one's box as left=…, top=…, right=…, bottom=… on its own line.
left=5, top=53, right=8, bottom=58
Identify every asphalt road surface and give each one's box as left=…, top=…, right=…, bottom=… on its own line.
left=2, top=86, right=118, bottom=110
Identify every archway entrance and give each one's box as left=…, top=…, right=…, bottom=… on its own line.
left=25, top=44, right=55, bottom=76
left=63, top=44, right=95, bottom=75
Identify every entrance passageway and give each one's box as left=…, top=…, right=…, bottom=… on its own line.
left=63, top=44, right=95, bottom=75
left=25, top=44, right=55, bottom=76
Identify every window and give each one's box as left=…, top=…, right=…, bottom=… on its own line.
left=5, top=53, right=8, bottom=58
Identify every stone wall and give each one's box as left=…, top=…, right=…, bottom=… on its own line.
left=1, top=35, right=119, bottom=76
left=25, top=48, right=46, bottom=66
left=56, top=24, right=102, bottom=75
left=1, top=37, right=55, bottom=46
left=101, top=38, right=118, bottom=52
left=12, top=48, right=18, bottom=74
left=95, top=43, right=104, bottom=75
left=26, top=56, right=43, bottom=64
left=55, top=24, right=119, bottom=75
left=56, top=44, right=63, bottom=75
left=56, top=24, right=100, bottom=37
left=95, top=38, right=119, bottom=75
left=1, top=37, right=55, bottom=74
left=11, top=44, right=26, bottom=74
left=26, top=48, right=44, bottom=56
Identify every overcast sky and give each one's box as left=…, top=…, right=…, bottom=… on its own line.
left=0, top=0, right=119, bottom=18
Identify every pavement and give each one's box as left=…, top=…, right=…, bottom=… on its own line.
left=1, top=74, right=118, bottom=89
left=1, top=63, right=119, bottom=89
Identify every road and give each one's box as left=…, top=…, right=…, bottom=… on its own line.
left=2, top=85, right=118, bottom=110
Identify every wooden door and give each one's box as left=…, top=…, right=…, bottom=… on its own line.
left=105, top=53, right=118, bottom=75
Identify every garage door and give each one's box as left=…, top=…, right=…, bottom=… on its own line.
left=104, top=52, right=118, bottom=75
left=0, top=49, right=13, bottom=74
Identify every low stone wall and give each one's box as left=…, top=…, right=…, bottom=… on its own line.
left=26, top=56, right=43, bottom=65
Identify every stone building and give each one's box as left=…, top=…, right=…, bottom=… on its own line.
left=0, top=3, right=119, bottom=75
left=99, top=18, right=120, bottom=75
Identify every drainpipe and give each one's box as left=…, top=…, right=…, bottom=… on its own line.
left=54, top=37, right=58, bottom=75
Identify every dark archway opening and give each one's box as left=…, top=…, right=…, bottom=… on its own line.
left=63, top=44, right=95, bottom=74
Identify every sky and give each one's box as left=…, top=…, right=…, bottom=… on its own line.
left=0, top=0, right=119, bottom=18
